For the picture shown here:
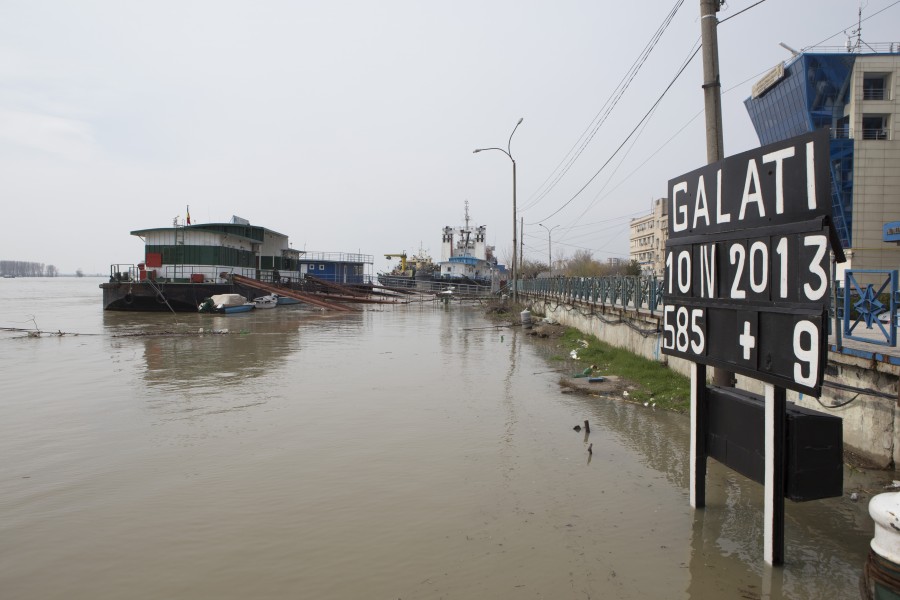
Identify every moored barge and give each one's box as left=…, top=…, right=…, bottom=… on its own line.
left=101, top=216, right=373, bottom=311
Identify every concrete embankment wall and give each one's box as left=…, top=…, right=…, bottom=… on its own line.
left=527, top=298, right=900, bottom=469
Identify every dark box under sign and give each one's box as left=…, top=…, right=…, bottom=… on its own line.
left=706, top=386, right=843, bottom=501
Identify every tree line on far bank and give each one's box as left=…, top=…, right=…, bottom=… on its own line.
left=518, top=249, right=642, bottom=279
left=0, top=261, right=66, bottom=277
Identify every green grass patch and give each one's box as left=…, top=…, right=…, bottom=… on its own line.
left=560, top=328, right=690, bottom=412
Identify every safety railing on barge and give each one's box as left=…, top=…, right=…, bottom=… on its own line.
left=520, top=275, right=664, bottom=314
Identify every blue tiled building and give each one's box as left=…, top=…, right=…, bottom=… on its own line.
left=744, top=48, right=900, bottom=273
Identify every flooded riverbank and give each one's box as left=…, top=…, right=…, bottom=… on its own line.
left=0, top=278, right=889, bottom=599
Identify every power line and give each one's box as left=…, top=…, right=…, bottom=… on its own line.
left=569, top=61, right=773, bottom=217
left=532, top=44, right=701, bottom=225
left=802, top=0, right=900, bottom=49
left=718, top=0, right=768, bottom=24
left=526, top=0, right=783, bottom=226
left=520, top=0, right=686, bottom=214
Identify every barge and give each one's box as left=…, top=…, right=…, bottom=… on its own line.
left=101, top=216, right=373, bottom=311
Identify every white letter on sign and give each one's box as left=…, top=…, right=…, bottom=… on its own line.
left=762, top=146, right=795, bottom=215
left=715, top=169, right=731, bottom=224
left=693, top=175, right=710, bottom=229
left=739, top=159, right=766, bottom=220
left=672, top=181, right=688, bottom=232
left=699, top=244, right=716, bottom=298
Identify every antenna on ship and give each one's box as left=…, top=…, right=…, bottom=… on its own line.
left=463, top=200, right=471, bottom=258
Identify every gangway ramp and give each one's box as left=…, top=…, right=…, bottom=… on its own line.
left=304, top=275, right=407, bottom=304
left=231, top=275, right=354, bottom=312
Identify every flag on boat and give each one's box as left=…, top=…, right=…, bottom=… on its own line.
left=186, top=205, right=191, bottom=225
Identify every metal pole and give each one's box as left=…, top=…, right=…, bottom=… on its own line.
left=519, top=216, right=524, bottom=286
left=546, top=224, right=551, bottom=275
left=700, top=0, right=731, bottom=387
left=539, top=223, right=559, bottom=276
left=512, top=159, right=518, bottom=301
left=473, top=118, right=524, bottom=302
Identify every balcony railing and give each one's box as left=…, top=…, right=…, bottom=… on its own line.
left=830, top=127, right=890, bottom=140
left=862, top=128, right=890, bottom=140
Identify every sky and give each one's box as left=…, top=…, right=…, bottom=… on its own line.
left=1, top=0, right=897, bottom=276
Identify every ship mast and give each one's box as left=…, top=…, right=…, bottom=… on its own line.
left=463, top=201, right=471, bottom=257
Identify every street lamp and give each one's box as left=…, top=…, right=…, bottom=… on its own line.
left=474, top=117, right=524, bottom=301
left=539, top=223, right=559, bottom=276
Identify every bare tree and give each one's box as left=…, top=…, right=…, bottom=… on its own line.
left=560, top=249, right=605, bottom=277
left=519, top=259, right=548, bottom=279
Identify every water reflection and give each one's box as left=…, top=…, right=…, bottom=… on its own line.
left=547, top=353, right=879, bottom=598
left=103, top=308, right=366, bottom=427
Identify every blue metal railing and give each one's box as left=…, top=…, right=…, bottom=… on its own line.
left=521, top=275, right=664, bottom=313
left=521, top=270, right=900, bottom=348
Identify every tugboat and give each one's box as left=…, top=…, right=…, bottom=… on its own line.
left=378, top=202, right=505, bottom=293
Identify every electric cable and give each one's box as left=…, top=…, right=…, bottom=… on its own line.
left=520, top=0, right=686, bottom=213
left=532, top=45, right=702, bottom=225
left=802, top=0, right=900, bottom=50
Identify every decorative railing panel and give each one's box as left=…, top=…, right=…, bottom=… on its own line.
left=842, top=269, right=898, bottom=346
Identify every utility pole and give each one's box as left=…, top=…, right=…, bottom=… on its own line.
left=539, top=223, right=559, bottom=276
left=700, top=0, right=731, bottom=387
left=520, top=217, right=524, bottom=282
left=473, top=118, right=523, bottom=302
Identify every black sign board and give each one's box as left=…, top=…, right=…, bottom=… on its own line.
left=662, top=130, right=841, bottom=396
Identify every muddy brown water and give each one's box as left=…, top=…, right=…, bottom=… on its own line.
left=0, top=278, right=888, bottom=599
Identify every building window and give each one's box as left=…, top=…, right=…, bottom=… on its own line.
left=863, top=74, right=889, bottom=101
left=862, top=115, right=889, bottom=140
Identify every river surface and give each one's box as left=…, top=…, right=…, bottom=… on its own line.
left=0, top=277, right=889, bottom=599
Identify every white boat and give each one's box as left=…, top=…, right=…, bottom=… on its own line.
left=253, top=295, right=278, bottom=309
left=199, top=293, right=255, bottom=314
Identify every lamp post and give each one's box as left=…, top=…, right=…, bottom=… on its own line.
left=474, top=117, right=524, bottom=301
left=539, top=223, right=559, bottom=276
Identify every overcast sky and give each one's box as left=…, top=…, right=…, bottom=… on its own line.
left=1, top=0, right=897, bottom=275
